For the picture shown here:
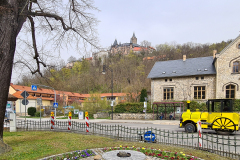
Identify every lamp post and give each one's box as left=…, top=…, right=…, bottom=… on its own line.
left=102, top=65, right=113, bottom=120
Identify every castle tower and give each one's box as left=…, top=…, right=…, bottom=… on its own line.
left=130, top=32, right=137, bottom=44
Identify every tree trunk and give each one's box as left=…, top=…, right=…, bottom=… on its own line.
left=0, top=0, right=27, bottom=153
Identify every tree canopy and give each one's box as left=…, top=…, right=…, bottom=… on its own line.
left=0, top=0, right=99, bottom=150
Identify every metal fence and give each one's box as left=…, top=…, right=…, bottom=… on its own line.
left=14, top=120, right=240, bottom=159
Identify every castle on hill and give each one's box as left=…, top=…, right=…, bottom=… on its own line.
left=110, top=33, right=155, bottom=55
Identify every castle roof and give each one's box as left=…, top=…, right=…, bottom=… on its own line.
left=113, top=39, right=118, bottom=46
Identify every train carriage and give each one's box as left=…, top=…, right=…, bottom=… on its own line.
left=179, top=99, right=240, bottom=134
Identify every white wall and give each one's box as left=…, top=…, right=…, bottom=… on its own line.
left=17, top=99, right=36, bottom=115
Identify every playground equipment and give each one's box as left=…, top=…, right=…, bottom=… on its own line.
left=179, top=99, right=240, bottom=134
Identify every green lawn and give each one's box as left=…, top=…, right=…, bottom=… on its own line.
left=18, top=116, right=41, bottom=119
left=1, top=131, right=234, bottom=160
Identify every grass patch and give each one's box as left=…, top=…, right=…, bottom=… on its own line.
left=1, top=131, right=234, bottom=160
left=19, top=116, right=40, bottom=119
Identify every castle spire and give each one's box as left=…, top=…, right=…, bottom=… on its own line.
left=113, top=39, right=118, bottom=46
left=133, top=32, right=136, bottom=38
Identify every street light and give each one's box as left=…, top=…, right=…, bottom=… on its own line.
left=102, top=65, right=113, bottom=120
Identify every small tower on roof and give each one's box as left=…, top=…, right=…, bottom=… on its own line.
left=130, top=32, right=137, bottom=44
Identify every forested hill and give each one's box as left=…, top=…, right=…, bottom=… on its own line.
left=18, top=40, right=232, bottom=96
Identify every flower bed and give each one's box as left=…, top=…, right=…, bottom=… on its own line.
left=103, top=145, right=202, bottom=160
left=42, top=149, right=95, bottom=160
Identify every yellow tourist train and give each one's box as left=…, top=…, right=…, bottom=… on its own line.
left=179, top=99, right=240, bottom=134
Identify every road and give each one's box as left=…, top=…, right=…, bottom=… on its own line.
left=94, top=122, right=240, bottom=136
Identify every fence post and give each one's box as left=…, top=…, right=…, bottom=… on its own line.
left=234, top=136, right=236, bottom=157
left=117, top=125, right=119, bottom=140
left=177, top=131, right=178, bottom=146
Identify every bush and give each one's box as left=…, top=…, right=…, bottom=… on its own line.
left=28, top=107, right=36, bottom=116
left=114, top=102, right=151, bottom=113
left=233, top=99, right=240, bottom=111
left=140, top=89, right=147, bottom=102
left=182, top=100, right=207, bottom=112
left=35, top=111, right=44, bottom=117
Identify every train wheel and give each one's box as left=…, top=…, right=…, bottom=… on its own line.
left=185, top=123, right=196, bottom=133
left=211, top=117, right=236, bottom=134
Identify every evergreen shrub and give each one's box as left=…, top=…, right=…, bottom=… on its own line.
left=27, top=107, right=36, bottom=116
left=114, top=102, right=151, bottom=113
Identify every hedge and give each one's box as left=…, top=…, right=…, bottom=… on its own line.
left=114, top=102, right=152, bottom=113
left=115, top=100, right=240, bottom=114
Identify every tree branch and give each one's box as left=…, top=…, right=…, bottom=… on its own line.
left=27, top=15, right=46, bottom=76
left=27, top=11, right=98, bottom=48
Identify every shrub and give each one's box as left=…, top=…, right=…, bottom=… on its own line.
left=114, top=102, right=151, bottom=113
left=27, top=107, right=36, bottom=116
left=182, top=100, right=207, bottom=112
left=35, top=111, right=44, bottom=117
left=140, top=88, right=147, bottom=102
left=233, top=99, right=240, bottom=111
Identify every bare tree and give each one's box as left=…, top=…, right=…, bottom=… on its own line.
left=68, top=56, right=77, bottom=62
left=140, top=40, right=151, bottom=48
left=0, top=0, right=99, bottom=151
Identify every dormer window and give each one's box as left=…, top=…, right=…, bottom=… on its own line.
left=233, top=61, right=239, bottom=73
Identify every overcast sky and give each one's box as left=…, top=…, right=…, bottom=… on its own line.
left=11, top=0, right=240, bottom=83
left=94, top=0, right=240, bottom=48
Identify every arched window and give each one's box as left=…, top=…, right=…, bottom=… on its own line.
left=233, top=61, right=239, bottom=73
left=226, top=85, right=235, bottom=98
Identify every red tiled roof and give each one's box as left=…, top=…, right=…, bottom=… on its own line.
left=12, top=91, right=37, bottom=100
left=10, top=84, right=130, bottom=100
left=133, top=47, right=148, bottom=51
left=143, top=55, right=166, bottom=61
left=11, top=84, right=55, bottom=95
left=85, top=57, right=93, bottom=61
left=11, top=84, right=85, bottom=99
left=100, top=93, right=127, bottom=97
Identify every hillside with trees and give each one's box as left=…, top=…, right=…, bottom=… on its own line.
left=17, top=40, right=233, bottom=99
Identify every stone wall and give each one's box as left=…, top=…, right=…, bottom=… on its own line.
left=93, top=112, right=109, bottom=119
left=215, top=38, right=240, bottom=99
left=152, top=75, right=216, bottom=102
left=112, top=113, right=157, bottom=120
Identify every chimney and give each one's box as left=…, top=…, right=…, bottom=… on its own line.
left=183, top=55, right=186, bottom=61
left=213, top=50, right=217, bottom=59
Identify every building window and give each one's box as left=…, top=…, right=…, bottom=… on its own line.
left=201, top=76, right=204, bottom=80
left=107, top=97, right=116, bottom=101
left=169, top=79, right=172, bottom=81
left=194, top=86, right=205, bottom=99
left=163, top=87, right=174, bottom=100
left=196, top=77, right=199, bottom=80
left=165, top=79, right=167, bottom=82
left=226, top=85, right=235, bottom=98
left=238, top=44, right=240, bottom=49
left=233, top=61, right=239, bottom=73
